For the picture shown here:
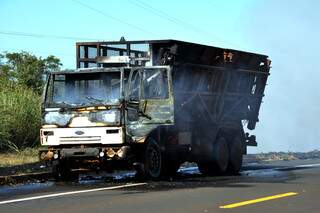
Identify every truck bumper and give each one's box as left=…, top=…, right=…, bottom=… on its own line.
left=39, top=146, right=131, bottom=162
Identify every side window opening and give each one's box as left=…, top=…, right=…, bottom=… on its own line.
left=123, top=69, right=131, bottom=97
left=53, top=74, right=66, bottom=103
left=45, top=74, right=54, bottom=103
left=128, top=70, right=141, bottom=100
left=143, top=68, right=169, bottom=99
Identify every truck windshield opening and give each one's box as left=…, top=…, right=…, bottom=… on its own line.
left=46, top=71, right=121, bottom=107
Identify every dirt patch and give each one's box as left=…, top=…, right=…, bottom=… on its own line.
left=0, top=162, right=51, bottom=185
left=0, top=148, right=50, bottom=179
left=0, top=162, right=49, bottom=176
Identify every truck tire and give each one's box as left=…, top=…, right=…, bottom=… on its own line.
left=197, top=136, right=229, bottom=175
left=226, top=136, right=243, bottom=174
left=142, top=137, right=166, bottom=180
left=136, top=137, right=180, bottom=179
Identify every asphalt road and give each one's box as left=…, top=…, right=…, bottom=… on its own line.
left=1, top=158, right=320, bottom=213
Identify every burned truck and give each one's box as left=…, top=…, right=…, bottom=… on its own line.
left=39, top=39, right=271, bottom=179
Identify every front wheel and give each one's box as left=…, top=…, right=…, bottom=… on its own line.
left=143, top=137, right=165, bottom=179
left=136, top=137, right=182, bottom=179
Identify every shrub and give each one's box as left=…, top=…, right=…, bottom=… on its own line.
left=0, top=80, right=41, bottom=152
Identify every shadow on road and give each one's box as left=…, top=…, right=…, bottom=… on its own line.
left=0, top=161, right=311, bottom=198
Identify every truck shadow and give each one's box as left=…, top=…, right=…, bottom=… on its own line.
left=59, top=163, right=304, bottom=193
left=0, top=162, right=309, bottom=199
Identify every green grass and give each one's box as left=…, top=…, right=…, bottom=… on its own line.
left=0, top=79, right=41, bottom=152
left=0, top=148, right=39, bottom=167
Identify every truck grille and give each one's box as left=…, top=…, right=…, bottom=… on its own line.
left=59, top=136, right=101, bottom=144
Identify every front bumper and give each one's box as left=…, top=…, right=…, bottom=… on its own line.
left=39, top=146, right=131, bottom=162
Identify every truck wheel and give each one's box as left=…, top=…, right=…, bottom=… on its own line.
left=143, top=137, right=166, bottom=180
left=52, top=160, right=75, bottom=181
left=226, top=136, right=243, bottom=174
left=197, top=136, right=229, bottom=175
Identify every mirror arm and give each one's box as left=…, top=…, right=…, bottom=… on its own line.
left=143, top=100, right=148, bottom=113
left=139, top=111, right=152, bottom=120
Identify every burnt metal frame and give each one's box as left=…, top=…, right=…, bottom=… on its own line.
left=76, top=40, right=160, bottom=68
left=76, top=39, right=269, bottom=69
left=127, top=66, right=172, bottom=101
left=172, top=61, right=269, bottom=130
left=44, top=68, right=125, bottom=108
left=75, top=39, right=270, bottom=130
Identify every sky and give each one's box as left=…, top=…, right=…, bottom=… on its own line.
left=1, top=0, right=320, bottom=153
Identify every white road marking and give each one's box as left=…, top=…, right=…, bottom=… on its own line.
left=1, top=162, right=319, bottom=206
left=293, top=163, right=320, bottom=168
left=0, top=182, right=147, bottom=205
left=275, top=163, right=320, bottom=171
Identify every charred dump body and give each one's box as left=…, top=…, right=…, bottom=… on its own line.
left=39, top=39, right=271, bottom=179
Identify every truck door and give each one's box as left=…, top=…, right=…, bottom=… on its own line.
left=126, top=66, right=174, bottom=141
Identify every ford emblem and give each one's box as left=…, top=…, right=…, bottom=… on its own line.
left=75, top=131, right=84, bottom=135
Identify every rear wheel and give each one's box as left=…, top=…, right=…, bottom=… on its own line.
left=226, top=135, right=243, bottom=174
left=197, top=136, right=229, bottom=175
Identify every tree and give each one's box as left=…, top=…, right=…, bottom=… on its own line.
left=43, top=55, right=62, bottom=74
left=0, top=54, right=11, bottom=80
left=0, top=51, right=62, bottom=94
left=0, top=51, right=62, bottom=151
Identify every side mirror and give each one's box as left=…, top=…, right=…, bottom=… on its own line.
left=140, top=100, right=148, bottom=113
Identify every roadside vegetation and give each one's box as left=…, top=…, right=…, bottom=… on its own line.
left=0, top=80, right=41, bottom=152
left=0, top=148, right=39, bottom=168
left=246, top=150, right=320, bottom=163
left=0, top=51, right=62, bottom=154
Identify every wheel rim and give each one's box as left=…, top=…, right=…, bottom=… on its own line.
left=228, top=136, right=243, bottom=173
left=215, top=137, right=229, bottom=172
left=146, top=142, right=161, bottom=177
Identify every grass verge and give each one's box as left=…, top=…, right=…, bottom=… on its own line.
left=0, top=148, right=39, bottom=168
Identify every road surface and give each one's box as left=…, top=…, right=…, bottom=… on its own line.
left=0, top=158, right=320, bottom=213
